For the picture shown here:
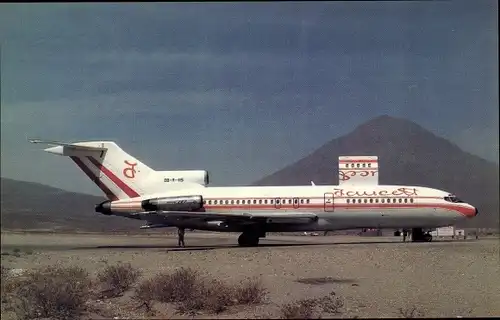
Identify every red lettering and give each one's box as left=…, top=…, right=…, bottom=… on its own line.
left=333, top=188, right=345, bottom=197
left=393, top=187, right=418, bottom=196
left=335, top=188, right=419, bottom=197
left=339, top=170, right=357, bottom=181
left=123, top=160, right=137, bottom=179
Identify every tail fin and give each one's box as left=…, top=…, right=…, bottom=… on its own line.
left=338, top=156, right=379, bottom=186
left=30, top=139, right=155, bottom=200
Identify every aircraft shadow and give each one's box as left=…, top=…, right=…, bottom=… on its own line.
left=67, top=239, right=447, bottom=252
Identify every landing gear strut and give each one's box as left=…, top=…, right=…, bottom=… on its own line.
left=411, top=228, right=433, bottom=242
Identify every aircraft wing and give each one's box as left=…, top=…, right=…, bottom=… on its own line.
left=117, top=210, right=318, bottom=225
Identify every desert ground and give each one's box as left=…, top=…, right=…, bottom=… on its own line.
left=1, top=231, right=499, bottom=318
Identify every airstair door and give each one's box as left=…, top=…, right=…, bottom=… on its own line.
left=324, top=193, right=334, bottom=212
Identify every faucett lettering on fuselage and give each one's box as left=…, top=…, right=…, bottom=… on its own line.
left=339, top=170, right=378, bottom=181
left=334, top=187, right=418, bottom=198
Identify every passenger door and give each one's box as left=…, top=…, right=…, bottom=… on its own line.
left=324, top=193, right=334, bottom=212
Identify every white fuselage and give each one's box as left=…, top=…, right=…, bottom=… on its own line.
left=119, top=184, right=476, bottom=232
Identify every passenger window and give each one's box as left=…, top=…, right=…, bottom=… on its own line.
left=404, top=198, right=408, bottom=203
left=264, top=199, right=268, bottom=204
left=398, top=199, right=402, bottom=203
left=368, top=163, right=371, bottom=168
left=230, top=200, right=234, bottom=204
left=357, top=163, right=360, bottom=168
left=364, top=199, right=367, bottom=203
left=300, top=199, right=304, bottom=204
left=203, top=200, right=206, bottom=204
left=393, top=199, right=397, bottom=203
left=253, top=200, right=257, bottom=204
left=270, top=199, right=274, bottom=204
left=294, top=199, right=298, bottom=204
left=351, top=163, right=355, bottom=168
left=225, top=200, right=228, bottom=205
left=306, top=199, right=310, bottom=204
left=236, top=200, right=240, bottom=204
left=369, top=198, right=373, bottom=203
left=346, top=199, right=350, bottom=204
left=362, top=163, right=366, bottom=168
left=345, top=164, right=349, bottom=168
left=259, top=199, right=262, bottom=204
left=410, top=198, right=414, bottom=203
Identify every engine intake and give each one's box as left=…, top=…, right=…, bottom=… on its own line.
left=141, top=195, right=203, bottom=212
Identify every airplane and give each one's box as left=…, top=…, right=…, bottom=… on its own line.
left=29, top=139, right=478, bottom=246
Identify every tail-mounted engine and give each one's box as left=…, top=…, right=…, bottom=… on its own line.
left=142, top=195, right=203, bottom=212
left=95, top=195, right=204, bottom=215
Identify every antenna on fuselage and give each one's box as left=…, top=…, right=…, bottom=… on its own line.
left=311, top=181, right=316, bottom=186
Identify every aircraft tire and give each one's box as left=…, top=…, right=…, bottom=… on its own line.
left=238, top=233, right=260, bottom=247
left=424, top=233, right=433, bottom=242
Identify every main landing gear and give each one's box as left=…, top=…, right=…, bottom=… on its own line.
left=411, top=228, right=433, bottom=242
left=237, top=227, right=266, bottom=247
left=238, top=233, right=260, bottom=247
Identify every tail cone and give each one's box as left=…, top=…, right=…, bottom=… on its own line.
left=95, top=200, right=112, bottom=215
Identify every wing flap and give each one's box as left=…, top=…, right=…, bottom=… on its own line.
left=136, top=210, right=318, bottom=225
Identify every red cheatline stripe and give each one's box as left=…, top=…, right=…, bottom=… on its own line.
left=87, top=156, right=140, bottom=198
left=339, top=160, right=378, bottom=163
left=203, top=204, right=475, bottom=217
left=70, top=156, right=118, bottom=201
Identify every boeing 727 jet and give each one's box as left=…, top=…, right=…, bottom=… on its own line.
left=29, top=140, right=478, bottom=246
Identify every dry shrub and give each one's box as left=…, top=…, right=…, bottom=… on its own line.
left=398, top=306, right=424, bottom=318
left=280, top=298, right=317, bottom=319
left=3, top=266, right=91, bottom=320
left=134, top=268, right=268, bottom=315
left=1, top=265, right=9, bottom=279
left=280, top=291, right=344, bottom=319
left=316, top=291, right=344, bottom=314
left=134, top=277, right=157, bottom=304
left=144, top=267, right=199, bottom=303
left=96, top=262, right=141, bottom=298
left=233, top=277, right=268, bottom=305
left=177, top=278, right=235, bottom=315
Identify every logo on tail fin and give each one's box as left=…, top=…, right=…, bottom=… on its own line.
left=123, top=160, right=138, bottom=179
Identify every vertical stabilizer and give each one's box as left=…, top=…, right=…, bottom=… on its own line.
left=30, top=140, right=156, bottom=200
left=338, top=156, right=379, bottom=186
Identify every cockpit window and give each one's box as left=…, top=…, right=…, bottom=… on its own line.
left=444, top=195, right=464, bottom=203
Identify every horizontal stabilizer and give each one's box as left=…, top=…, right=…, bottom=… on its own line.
left=29, top=139, right=107, bottom=152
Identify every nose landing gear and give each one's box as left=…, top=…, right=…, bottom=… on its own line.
left=411, top=228, right=433, bottom=242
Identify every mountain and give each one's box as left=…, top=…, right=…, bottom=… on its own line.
left=0, top=177, right=142, bottom=232
left=253, top=115, right=499, bottom=228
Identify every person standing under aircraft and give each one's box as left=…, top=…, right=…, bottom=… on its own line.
left=178, top=227, right=185, bottom=247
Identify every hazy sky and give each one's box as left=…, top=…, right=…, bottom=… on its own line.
left=1, top=1, right=498, bottom=196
